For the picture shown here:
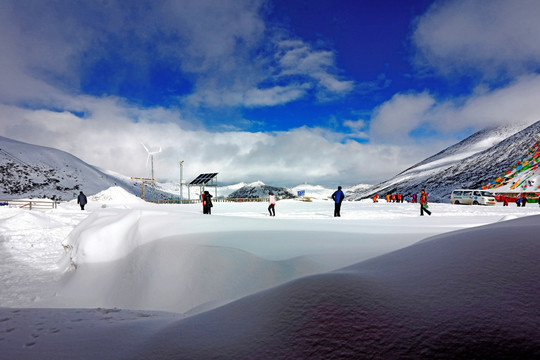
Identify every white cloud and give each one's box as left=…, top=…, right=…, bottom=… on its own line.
left=368, top=74, right=540, bottom=144
left=276, top=40, right=354, bottom=97
left=0, top=95, right=437, bottom=186
left=434, top=75, right=540, bottom=131
left=413, top=0, right=540, bottom=76
left=343, top=119, right=369, bottom=140
left=369, top=92, right=436, bottom=143
left=186, top=82, right=312, bottom=108
left=156, top=0, right=267, bottom=73
left=0, top=0, right=353, bottom=111
left=184, top=36, right=354, bottom=107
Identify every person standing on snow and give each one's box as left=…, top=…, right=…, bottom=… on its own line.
left=268, top=191, right=276, bottom=216
left=420, top=189, right=431, bottom=216
left=77, top=191, right=87, bottom=211
left=332, top=186, right=345, bottom=217
left=202, top=190, right=213, bottom=214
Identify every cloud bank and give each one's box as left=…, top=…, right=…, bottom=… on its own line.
left=368, top=0, right=540, bottom=145
left=413, top=0, right=540, bottom=77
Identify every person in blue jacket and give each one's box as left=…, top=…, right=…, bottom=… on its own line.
left=331, top=186, right=345, bottom=217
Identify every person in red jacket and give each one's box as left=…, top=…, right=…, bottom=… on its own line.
left=202, top=191, right=213, bottom=214
left=420, top=189, right=431, bottom=216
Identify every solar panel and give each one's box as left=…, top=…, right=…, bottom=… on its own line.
left=189, top=173, right=218, bottom=185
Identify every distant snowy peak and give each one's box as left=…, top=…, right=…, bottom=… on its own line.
left=346, top=183, right=372, bottom=193
left=247, top=180, right=266, bottom=187
left=228, top=183, right=295, bottom=199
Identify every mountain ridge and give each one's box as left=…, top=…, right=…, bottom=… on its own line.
left=0, top=136, right=170, bottom=200
left=351, top=121, right=540, bottom=202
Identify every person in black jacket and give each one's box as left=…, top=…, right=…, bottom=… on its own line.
left=331, top=186, right=345, bottom=217
left=77, top=191, right=87, bottom=210
left=203, top=191, right=213, bottom=214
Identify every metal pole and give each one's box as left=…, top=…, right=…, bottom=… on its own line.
left=151, top=156, right=154, bottom=180
left=179, top=160, right=184, bottom=202
left=142, top=182, right=145, bottom=200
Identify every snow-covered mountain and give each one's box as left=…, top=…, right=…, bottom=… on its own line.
left=228, top=181, right=296, bottom=199
left=350, top=121, right=537, bottom=202
left=0, top=136, right=171, bottom=200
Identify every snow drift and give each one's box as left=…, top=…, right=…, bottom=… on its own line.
left=3, top=214, right=540, bottom=359
left=128, top=215, right=540, bottom=359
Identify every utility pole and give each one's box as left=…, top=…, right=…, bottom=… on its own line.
left=179, top=160, right=184, bottom=202
left=130, top=177, right=155, bottom=200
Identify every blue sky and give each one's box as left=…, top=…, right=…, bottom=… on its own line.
left=1, top=0, right=540, bottom=187
left=79, top=0, right=436, bottom=133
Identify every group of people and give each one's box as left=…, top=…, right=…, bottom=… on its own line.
left=201, top=186, right=430, bottom=217
left=500, top=194, right=539, bottom=207
left=267, top=186, right=345, bottom=217
left=77, top=186, right=430, bottom=217
left=516, top=195, right=529, bottom=207
left=374, top=190, right=430, bottom=216
left=201, top=191, right=213, bottom=214
left=378, top=193, right=418, bottom=203
left=200, top=186, right=346, bottom=218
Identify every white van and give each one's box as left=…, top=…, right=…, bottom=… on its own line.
left=450, top=189, right=496, bottom=206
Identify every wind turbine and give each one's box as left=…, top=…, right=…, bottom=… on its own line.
left=141, top=143, right=162, bottom=180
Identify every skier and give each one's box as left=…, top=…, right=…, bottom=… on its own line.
left=372, top=193, right=378, bottom=203
left=420, top=189, right=431, bottom=216
left=332, top=186, right=345, bottom=217
left=268, top=191, right=276, bottom=216
left=77, top=191, right=87, bottom=211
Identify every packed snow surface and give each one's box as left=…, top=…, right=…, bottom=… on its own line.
left=1, top=186, right=540, bottom=358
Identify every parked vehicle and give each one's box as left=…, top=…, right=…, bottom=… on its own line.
left=450, top=189, right=496, bottom=205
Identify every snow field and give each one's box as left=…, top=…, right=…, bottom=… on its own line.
left=2, top=186, right=540, bottom=358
